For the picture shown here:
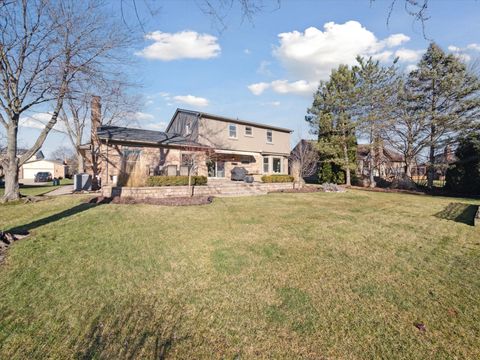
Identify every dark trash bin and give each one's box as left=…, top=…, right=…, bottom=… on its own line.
left=52, top=178, right=60, bottom=186
left=244, top=175, right=254, bottom=183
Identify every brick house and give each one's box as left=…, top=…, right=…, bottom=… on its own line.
left=81, top=98, right=292, bottom=187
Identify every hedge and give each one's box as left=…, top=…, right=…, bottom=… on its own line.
left=261, top=175, right=294, bottom=183
left=146, top=175, right=207, bottom=186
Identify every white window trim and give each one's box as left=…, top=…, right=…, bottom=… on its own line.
left=244, top=126, right=253, bottom=137
left=266, top=130, right=273, bottom=144
left=263, top=156, right=270, bottom=174
left=228, top=123, right=237, bottom=139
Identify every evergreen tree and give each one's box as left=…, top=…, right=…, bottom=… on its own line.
left=445, top=132, right=480, bottom=195
left=307, top=65, right=357, bottom=186
left=353, top=57, right=398, bottom=187
left=407, top=43, right=480, bottom=188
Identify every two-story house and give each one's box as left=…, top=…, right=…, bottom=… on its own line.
left=166, top=109, right=292, bottom=180
left=83, top=104, right=292, bottom=186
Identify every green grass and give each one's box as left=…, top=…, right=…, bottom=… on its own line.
left=0, top=178, right=73, bottom=197
left=0, top=191, right=479, bottom=358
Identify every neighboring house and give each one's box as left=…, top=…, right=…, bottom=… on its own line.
left=82, top=105, right=292, bottom=186
left=412, top=145, right=456, bottom=181
left=356, top=144, right=405, bottom=179
left=19, top=151, right=67, bottom=180
left=0, top=149, right=65, bottom=180
left=290, top=139, right=405, bottom=184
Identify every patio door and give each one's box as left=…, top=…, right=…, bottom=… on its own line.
left=207, top=160, right=225, bottom=178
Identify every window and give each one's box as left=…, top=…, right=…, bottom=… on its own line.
left=263, top=157, right=269, bottom=173
left=273, top=157, right=281, bottom=173
left=245, top=126, right=252, bottom=136
left=266, top=130, right=273, bottom=143
left=181, top=153, right=194, bottom=166
left=185, top=123, right=191, bottom=135
left=229, top=124, right=237, bottom=138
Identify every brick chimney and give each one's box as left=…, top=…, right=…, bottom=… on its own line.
left=91, top=95, right=101, bottom=144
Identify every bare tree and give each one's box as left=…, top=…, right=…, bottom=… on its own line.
left=381, top=78, right=430, bottom=178
left=0, top=0, right=132, bottom=202
left=290, top=139, right=319, bottom=188
left=59, top=78, right=140, bottom=174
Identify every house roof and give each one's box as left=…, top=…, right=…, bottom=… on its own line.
left=167, top=108, right=293, bottom=133
left=96, top=126, right=209, bottom=148
left=357, top=144, right=404, bottom=162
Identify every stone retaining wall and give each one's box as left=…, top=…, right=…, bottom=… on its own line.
left=475, top=206, right=480, bottom=226
left=102, top=182, right=295, bottom=199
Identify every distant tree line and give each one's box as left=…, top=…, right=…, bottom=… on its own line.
left=307, top=43, right=480, bottom=193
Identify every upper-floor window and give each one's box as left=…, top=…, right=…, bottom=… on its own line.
left=185, top=123, right=191, bottom=136
left=229, top=124, right=237, bottom=138
left=245, top=126, right=252, bottom=136
left=266, top=130, right=273, bottom=143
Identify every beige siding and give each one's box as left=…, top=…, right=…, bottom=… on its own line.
left=198, top=117, right=291, bottom=155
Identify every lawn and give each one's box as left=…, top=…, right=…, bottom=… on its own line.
left=0, top=191, right=479, bottom=359
left=0, top=178, right=73, bottom=197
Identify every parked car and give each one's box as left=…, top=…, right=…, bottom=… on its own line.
left=34, top=172, right=52, bottom=182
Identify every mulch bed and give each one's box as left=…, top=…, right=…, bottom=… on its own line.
left=87, top=196, right=214, bottom=206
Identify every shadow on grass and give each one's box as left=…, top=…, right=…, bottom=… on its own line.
left=7, top=198, right=111, bottom=234
left=77, top=301, right=191, bottom=359
left=434, top=203, right=479, bottom=226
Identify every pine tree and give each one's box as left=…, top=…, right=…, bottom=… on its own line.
left=307, top=65, right=357, bottom=186
left=353, top=57, right=398, bottom=187
left=407, top=43, right=480, bottom=188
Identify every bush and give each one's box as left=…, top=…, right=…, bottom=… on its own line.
left=318, top=162, right=345, bottom=184
left=146, top=175, right=207, bottom=187
left=261, top=175, right=294, bottom=183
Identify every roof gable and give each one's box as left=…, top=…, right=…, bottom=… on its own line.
left=166, top=108, right=293, bottom=134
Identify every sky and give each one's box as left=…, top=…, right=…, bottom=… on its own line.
left=15, top=0, right=480, bottom=156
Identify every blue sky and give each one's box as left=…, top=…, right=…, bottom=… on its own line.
left=17, top=0, right=480, bottom=156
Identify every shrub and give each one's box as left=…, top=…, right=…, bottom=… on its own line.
left=261, top=175, right=294, bottom=183
left=318, top=162, right=345, bottom=184
left=146, top=175, right=207, bottom=187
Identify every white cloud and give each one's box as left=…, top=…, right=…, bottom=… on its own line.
left=448, top=45, right=461, bottom=52
left=244, top=48, right=251, bottom=55
left=270, top=80, right=317, bottom=95
left=248, top=80, right=317, bottom=96
left=467, top=43, right=480, bottom=51
left=395, top=48, right=423, bottom=62
left=135, top=30, right=221, bottom=61
left=20, top=112, right=67, bottom=132
left=257, top=60, right=272, bottom=76
left=273, top=21, right=413, bottom=80
left=173, top=95, right=209, bottom=107
left=382, top=33, right=410, bottom=48
left=269, top=101, right=281, bottom=106
left=134, top=112, right=155, bottom=121
left=248, top=82, right=270, bottom=95
left=405, top=64, right=418, bottom=73
left=371, top=51, right=394, bottom=62
left=447, top=44, right=476, bottom=63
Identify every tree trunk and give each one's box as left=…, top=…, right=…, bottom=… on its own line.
left=427, top=125, right=436, bottom=189
left=2, top=122, right=20, bottom=202
left=369, top=135, right=376, bottom=188
left=342, top=142, right=351, bottom=187
left=77, top=151, right=85, bottom=174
